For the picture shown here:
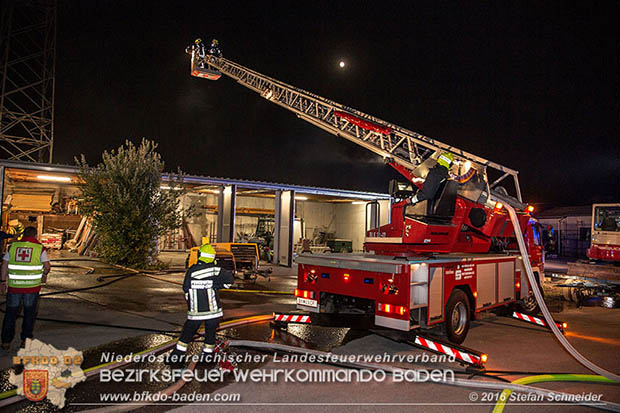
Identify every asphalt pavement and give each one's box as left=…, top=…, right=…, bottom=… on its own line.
left=0, top=251, right=618, bottom=412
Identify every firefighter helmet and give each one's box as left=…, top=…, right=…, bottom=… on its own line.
left=212, top=39, right=219, bottom=46
left=437, top=152, right=454, bottom=169
left=197, top=243, right=216, bottom=264
left=6, top=223, right=23, bottom=236
left=195, top=38, right=202, bottom=45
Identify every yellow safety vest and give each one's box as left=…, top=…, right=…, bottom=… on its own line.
left=8, top=241, right=43, bottom=289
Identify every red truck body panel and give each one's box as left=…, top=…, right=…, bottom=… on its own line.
left=295, top=252, right=541, bottom=332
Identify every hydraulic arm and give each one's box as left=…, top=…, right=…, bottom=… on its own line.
left=187, top=49, right=533, bottom=256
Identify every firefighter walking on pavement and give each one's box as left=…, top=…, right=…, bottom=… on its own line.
left=170, top=242, right=234, bottom=363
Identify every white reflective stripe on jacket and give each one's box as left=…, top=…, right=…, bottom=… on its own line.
left=8, top=264, right=44, bottom=271
left=8, top=273, right=43, bottom=280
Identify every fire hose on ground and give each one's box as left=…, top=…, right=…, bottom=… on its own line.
left=492, top=373, right=618, bottom=413
left=0, top=315, right=273, bottom=408
left=67, top=335, right=620, bottom=412
left=504, top=203, right=620, bottom=382
left=227, top=340, right=620, bottom=412
left=0, top=271, right=185, bottom=333
left=1, top=312, right=618, bottom=410
left=140, top=272, right=293, bottom=295
left=2, top=232, right=619, bottom=409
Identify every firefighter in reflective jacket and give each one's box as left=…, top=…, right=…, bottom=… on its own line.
left=184, top=38, right=207, bottom=68
left=406, top=152, right=454, bottom=206
left=193, top=38, right=206, bottom=59
left=208, top=39, right=222, bottom=57
left=171, top=243, right=233, bottom=360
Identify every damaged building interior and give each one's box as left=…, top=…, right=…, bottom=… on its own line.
left=0, top=160, right=390, bottom=267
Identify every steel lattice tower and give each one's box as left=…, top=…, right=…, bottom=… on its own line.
left=0, top=0, right=57, bottom=163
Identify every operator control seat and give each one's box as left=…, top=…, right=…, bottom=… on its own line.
left=408, top=179, right=458, bottom=226
left=431, top=179, right=458, bottom=218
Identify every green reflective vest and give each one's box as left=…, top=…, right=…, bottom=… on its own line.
left=8, top=241, right=43, bottom=289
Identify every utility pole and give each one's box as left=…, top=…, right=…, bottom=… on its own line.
left=0, top=0, right=57, bottom=163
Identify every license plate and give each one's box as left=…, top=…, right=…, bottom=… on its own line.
left=297, top=297, right=318, bottom=308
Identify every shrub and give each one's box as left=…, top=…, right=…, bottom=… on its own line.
left=76, top=139, right=190, bottom=268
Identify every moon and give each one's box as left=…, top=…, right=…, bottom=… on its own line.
left=339, top=61, right=345, bottom=68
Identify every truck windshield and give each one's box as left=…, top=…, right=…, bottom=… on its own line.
left=594, top=206, right=620, bottom=232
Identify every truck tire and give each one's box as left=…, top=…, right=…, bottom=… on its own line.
left=444, top=289, right=471, bottom=344
left=517, top=272, right=544, bottom=314
left=517, top=288, right=544, bottom=313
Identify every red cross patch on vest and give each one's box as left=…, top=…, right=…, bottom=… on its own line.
left=16, top=247, right=33, bottom=263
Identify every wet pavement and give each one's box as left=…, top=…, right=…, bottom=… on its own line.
left=0, top=252, right=619, bottom=412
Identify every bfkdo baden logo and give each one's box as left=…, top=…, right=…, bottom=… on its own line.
left=9, top=339, right=86, bottom=408
left=23, top=370, right=49, bottom=402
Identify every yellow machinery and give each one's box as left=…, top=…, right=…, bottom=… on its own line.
left=186, top=242, right=259, bottom=276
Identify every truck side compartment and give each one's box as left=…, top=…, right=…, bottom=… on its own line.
left=296, top=253, right=528, bottom=340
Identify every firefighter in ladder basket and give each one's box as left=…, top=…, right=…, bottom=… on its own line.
left=208, top=38, right=222, bottom=58
left=185, top=38, right=207, bottom=68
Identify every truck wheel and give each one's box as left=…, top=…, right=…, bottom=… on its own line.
left=444, top=290, right=471, bottom=344
left=518, top=287, right=544, bottom=313
left=517, top=272, right=544, bottom=314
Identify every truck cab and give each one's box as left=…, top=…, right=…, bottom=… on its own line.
left=525, top=218, right=545, bottom=271
left=587, top=203, right=620, bottom=262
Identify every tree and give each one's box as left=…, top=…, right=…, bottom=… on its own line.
left=76, top=139, right=189, bottom=268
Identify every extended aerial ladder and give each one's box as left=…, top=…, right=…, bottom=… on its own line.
left=187, top=49, right=534, bottom=256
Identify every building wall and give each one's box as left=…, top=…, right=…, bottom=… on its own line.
left=3, top=181, right=82, bottom=213
left=295, top=201, right=337, bottom=244
left=538, top=215, right=591, bottom=258
left=180, top=194, right=391, bottom=252
left=335, top=200, right=390, bottom=252
left=186, top=194, right=276, bottom=243
left=235, top=195, right=274, bottom=240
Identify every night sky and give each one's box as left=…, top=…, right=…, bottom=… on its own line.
left=54, top=1, right=619, bottom=208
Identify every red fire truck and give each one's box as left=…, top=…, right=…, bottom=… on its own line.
left=296, top=238, right=543, bottom=344
left=187, top=51, right=545, bottom=343
left=295, top=205, right=544, bottom=343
